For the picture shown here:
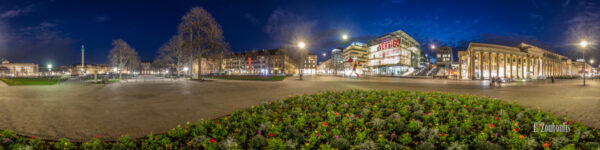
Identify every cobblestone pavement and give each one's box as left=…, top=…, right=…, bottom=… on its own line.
left=0, top=76, right=598, bottom=141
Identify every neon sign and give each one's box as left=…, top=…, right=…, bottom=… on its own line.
left=377, top=39, right=401, bottom=51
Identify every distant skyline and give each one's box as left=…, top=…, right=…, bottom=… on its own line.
left=0, top=0, right=598, bottom=66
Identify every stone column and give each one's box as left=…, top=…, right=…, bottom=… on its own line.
left=503, top=53, right=507, bottom=78
left=479, top=52, right=483, bottom=80
left=487, top=52, right=491, bottom=79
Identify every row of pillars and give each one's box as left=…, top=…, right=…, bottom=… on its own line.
left=458, top=51, right=571, bottom=80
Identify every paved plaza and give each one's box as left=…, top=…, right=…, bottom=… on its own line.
left=0, top=76, right=599, bottom=141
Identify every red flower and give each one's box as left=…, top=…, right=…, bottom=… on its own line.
left=355, top=115, right=359, bottom=118
left=209, top=138, right=215, bottom=143
left=216, top=122, right=220, bottom=125
left=543, top=142, right=550, bottom=147
left=437, top=104, right=441, bottom=107
left=440, top=133, right=446, bottom=136
left=489, top=124, right=495, bottom=128
left=335, top=112, right=339, bottom=116
left=566, top=121, right=570, bottom=125
left=450, top=97, right=454, bottom=100
left=330, top=102, right=333, bottom=105
left=425, top=112, right=430, bottom=116
left=495, top=117, right=499, bottom=120
left=514, top=128, right=520, bottom=132
left=268, top=133, right=274, bottom=137
left=32, top=136, right=36, bottom=139
left=94, top=134, right=99, bottom=138
left=323, top=122, right=328, bottom=127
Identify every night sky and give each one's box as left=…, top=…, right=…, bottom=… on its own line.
left=0, top=0, right=598, bottom=66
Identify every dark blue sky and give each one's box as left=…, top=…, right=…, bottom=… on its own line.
left=0, top=0, right=598, bottom=66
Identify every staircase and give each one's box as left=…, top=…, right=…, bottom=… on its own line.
left=413, top=67, right=428, bottom=76
left=426, top=68, right=439, bottom=76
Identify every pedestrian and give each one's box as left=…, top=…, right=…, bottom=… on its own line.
left=551, top=76, right=555, bottom=83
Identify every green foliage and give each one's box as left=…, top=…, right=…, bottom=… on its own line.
left=0, top=90, right=598, bottom=149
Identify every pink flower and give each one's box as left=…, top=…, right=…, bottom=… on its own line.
left=566, top=121, right=570, bottom=125
left=355, top=115, right=359, bottom=118
left=315, top=133, right=320, bottom=136
left=495, top=117, right=499, bottom=120
left=335, top=135, right=339, bottom=139
left=258, top=130, right=262, bottom=135
left=440, top=133, right=446, bottom=136
left=268, top=133, right=274, bottom=137
left=209, top=139, right=215, bottom=143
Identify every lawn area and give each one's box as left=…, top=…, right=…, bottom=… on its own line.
left=0, top=78, right=66, bottom=86
left=1, top=90, right=599, bottom=149
left=202, top=75, right=286, bottom=81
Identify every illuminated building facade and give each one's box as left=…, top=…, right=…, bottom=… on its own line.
left=343, top=42, right=369, bottom=74
left=367, top=30, right=422, bottom=76
left=302, top=53, right=317, bottom=75
left=60, top=64, right=111, bottom=76
left=457, top=42, right=576, bottom=80
left=223, top=49, right=297, bottom=75
left=0, top=60, right=39, bottom=77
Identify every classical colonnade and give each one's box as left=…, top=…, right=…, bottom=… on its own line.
left=458, top=43, right=573, bottom=80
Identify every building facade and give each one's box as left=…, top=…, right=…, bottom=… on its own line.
left=331, top=48, right=344, bottom=74
left=302, top=53, right=317, bottom=75
left=223, top=49, right=297, bottom=75
left=367, top=30, right=422, bottom=76
left=436, top=46, right=453, bottom=76
left=0, top=60, right=39, bottom=77
left=458, top=42, right=575, bottom=80
left=343, top=42, right=369, bottom=74
left=436, top=46, right=453, bottom=66
left=59, top=64, right=111, bottom=76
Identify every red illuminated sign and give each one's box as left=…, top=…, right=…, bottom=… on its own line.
left=377, top=39, right=401, bottom=51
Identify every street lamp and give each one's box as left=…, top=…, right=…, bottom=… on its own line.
left=47, top=64, right=52, bottom=76
left=579, top=40, right=588, bottom=86
left=430, top=44, right=436, bottom=50
left=298, top=41, right=306, bottom=49
left=322, top=52, right=327, bottom=57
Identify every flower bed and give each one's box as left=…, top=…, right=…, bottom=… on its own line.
left=1, top=90, right=599, bottom=149
left=202, top=75, right=286, bottom=81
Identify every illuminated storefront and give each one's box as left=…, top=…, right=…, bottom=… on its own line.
left=367, top=30, right=422, bottom=76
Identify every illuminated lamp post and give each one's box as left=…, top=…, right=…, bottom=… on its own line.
left=580, top=40, right=588, bottom=86
left=297, top=41, right=306, bottom=80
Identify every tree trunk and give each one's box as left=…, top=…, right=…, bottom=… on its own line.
left=198, top=56, right=202, bottom=80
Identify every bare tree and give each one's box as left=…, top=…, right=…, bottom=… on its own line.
left=108, top=39, right=140, bottom=79
left=158, top=35, right=193, bottom=77
left=177, top=7, right=229, bottom=79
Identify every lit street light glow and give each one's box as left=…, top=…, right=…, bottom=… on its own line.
left=580, top=41, right=588, bottom=48
left=322, top=52, right=327, bottom=57
left=430, top=45, right=436, bottom=50
left=298, top=42, right=306, bottom=49
left=47, top=64, right=52, bottom=69
left=113, top=67, right=117, bottom=72
left=183, top=67, right=189, bottom=71
left=342, top=34, right=348, bottom=40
